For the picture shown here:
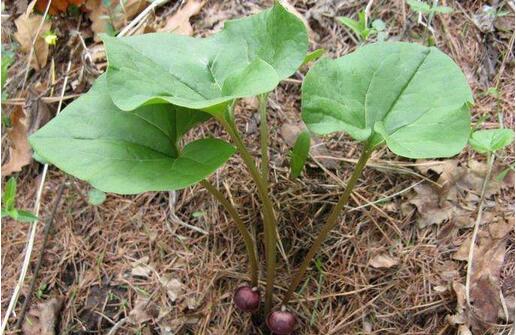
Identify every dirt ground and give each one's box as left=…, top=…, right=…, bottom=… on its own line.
left=1, top=0, right=515, bottom=334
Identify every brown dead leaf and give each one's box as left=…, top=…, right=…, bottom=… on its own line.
left=129, top=296, right=159, bottom=324
left=446, top=281, right=474, bottom=333
left=407, top=183, right=457, bottom=228
left=158, top=0, right=205, bottom=35
left=159, top=275, right=184, bottom=303
left=86, top=0, right=149, bottom=40
left=131, top=256, right=153, bottom=278
left=14, top=1, right=52, bottom=70
left=2, top=106, right=33, bottom=176
left=22, top=297, right=64, bottom=335
left=453, top=218, right=512, bottom=325
left=368, top=254, right=399, bottom=269
left=407, top=159, right=509, bottom=229
left=469, top=220, right=511, bottom=323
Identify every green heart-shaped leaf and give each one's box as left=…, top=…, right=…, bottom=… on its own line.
left=302, top=42, right=473, bottom=159
left=469, top=129, right=514, bottom=154
left=104, top=2, right=308, bottom=115
left=30, top=76, right=235, bottom=194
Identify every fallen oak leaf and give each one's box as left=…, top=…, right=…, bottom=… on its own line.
left=2, top=105, right=33, bottom=176
left=158, top=0, right=205, bottom=35
left=14, top=1, right=52, bottom=70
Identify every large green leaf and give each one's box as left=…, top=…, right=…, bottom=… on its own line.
left=302, top=42, right=473, bottom=159
left=104, top=2, right=308, bottom=115
left=30, top=76, right=235, bottom=194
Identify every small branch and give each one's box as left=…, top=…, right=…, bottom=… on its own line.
left=14, top=181, right=67, bottom=331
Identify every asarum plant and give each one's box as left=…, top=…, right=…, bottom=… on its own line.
left=281, top=42, right=473, bottom=308
left=30, top=2, right=477, bottom=333
left=30, top=2, right=308, bottom=320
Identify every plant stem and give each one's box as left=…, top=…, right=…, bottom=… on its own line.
left=200, top=179, right=259, bottom=286
left=281, top=144, right=374, bottom=305
left=259, top=93, right=269, bottom=182
left=216, top=113, right=277, bottom=314
left=465, top=152, right=495, bottom=305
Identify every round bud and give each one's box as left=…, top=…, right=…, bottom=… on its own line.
left=266, top=308, right=297, bottom=335
left=233, top=286, right=260, bottom=313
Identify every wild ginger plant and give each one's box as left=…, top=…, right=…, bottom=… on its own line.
left=29, top=4, right=479, bottom=333
left=30, top=2, right=309, bottom=318
left=281, top=42, right=474, bottom=311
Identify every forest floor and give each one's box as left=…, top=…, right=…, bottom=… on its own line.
left=1, top=0, right=515, bottom=334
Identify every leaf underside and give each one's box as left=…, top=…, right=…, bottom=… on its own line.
left=104, top=2, right=309, bottom=115
left=302, top=42, right=473, bottom=159
left=30, top=76, right=235, bottom=194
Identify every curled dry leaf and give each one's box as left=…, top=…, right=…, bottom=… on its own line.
left=368, top=254, right=399, bottom=269
left=22, top=297, right=64, bottom=335
left=158, top=0, right=205, bottom=35
left=1, top=105, right=33, bottom=176
left=14, top=1, right=52, bottom=70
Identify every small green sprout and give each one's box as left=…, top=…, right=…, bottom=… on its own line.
left=289, top=130, right=311, bottom=178
left=337, top=10, right=387, bottom=42
left=1, top=177, right=39, bottom=222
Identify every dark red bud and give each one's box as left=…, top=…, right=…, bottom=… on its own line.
left=266, top=309, right=297, bottom=335
left=233, top=286, right=260, bottom=313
